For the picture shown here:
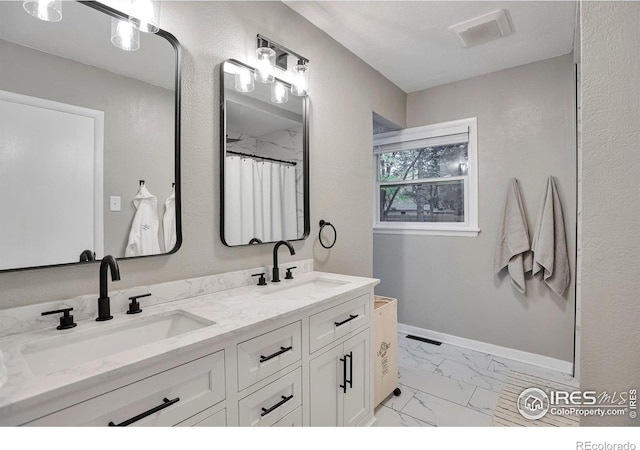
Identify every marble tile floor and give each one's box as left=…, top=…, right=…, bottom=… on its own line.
left=373, top=332, right=577, bottom=427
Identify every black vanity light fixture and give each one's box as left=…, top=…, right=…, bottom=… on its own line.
left=23, top=0, right=62, bottom=22
left=255, top=34, right=310, bottom=99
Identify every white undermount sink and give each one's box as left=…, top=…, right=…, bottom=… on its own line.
left=261, top=277, right=349, bottom=299
left=20, top=310, right=214, bottom=376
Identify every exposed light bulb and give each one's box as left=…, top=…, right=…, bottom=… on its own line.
left=129, top=0, right=160, bottom=34
left=23, top=0, right=62, bottom=22
left=291, top=60, right=309, bottom=97
left=234, top=67, right=255, bottom=93
left=271, top=81, right=288, bottom=104
left=255, top=47, right=276, bottom=84
left=111, top=18, right=140, bottom=52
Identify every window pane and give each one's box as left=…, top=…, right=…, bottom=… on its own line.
left=380, top=180, right=465, bottom=223
left=378, top=143, right=468, bottom=182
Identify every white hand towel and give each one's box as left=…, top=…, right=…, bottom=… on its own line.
left=163, top=187, right=177, bottom=252
left=125, top=185, right=161, bottom=257
left=494, top=178, right=533, bottom=294
left=531, top=176, right=571, bottom=296
left=0, top=350, right=7, bottom=390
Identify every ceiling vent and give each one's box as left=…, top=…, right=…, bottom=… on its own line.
left=449, top=9, right=514, bottom=48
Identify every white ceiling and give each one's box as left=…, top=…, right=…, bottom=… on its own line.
left=284, top=1, right=577, bottom=93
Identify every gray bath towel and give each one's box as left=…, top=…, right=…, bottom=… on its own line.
left=494, top=178, right=532, bottom=294
left=531, top=176, right=571, bottom=297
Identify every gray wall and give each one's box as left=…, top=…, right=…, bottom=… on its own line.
left=0, top=40, right=175, bottom=258
left=374, top=55, right=576, bottom=362
left=580, top=1, right=640, bottom=426
left=0, top=1, right=406, bottom=308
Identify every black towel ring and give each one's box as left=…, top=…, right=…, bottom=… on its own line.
left=319, top=220, right=337, bottom=249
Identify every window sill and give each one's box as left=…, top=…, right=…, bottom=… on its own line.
left=373, top=227, right=480, bottom=237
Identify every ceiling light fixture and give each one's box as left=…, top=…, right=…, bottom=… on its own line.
left=111, top=17, right=140, bottom=52
left=23, top=0, right=62, bottom=22
left=129, top=0, right=161, bottom=34
left=255, top=34, right=310, bottom=97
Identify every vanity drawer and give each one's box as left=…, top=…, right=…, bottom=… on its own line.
left=176, top=407, right=226, bottom=427
left=309, top=293, right=370, bottom=353
left=272, top=406, right=302, bottom=427
left=27, top=350, right=225, bottom=427
left=238, top=367, right=301, bottom=427
left=237, top=321, right=301, bottom=391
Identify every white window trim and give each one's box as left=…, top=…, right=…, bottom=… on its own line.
left=373, top=117, right=479, bottom=237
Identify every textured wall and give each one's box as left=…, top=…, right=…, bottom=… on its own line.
left=580, top=1, right=640, bottom=426
left=375, top=55, right=576, bottom=362
left=0, top=1, right=406, bottom=308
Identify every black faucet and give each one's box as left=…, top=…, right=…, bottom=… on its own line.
left=272, top=240, right=295, bottom=283
left=97, top=255, right=120, bottom=321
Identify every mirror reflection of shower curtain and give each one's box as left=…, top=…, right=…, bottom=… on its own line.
left=225, top=156, right=297, bottom=245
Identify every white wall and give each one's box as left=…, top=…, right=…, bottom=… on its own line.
left=580, top=0, right=640, bottom=426
left=0, top=1, right=406, bottom=308
left=374, top=55, right=576, bottom=362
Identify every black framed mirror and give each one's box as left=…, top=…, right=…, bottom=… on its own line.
left=0, top=1, right=181, bottom=272
left=220, top=59, right=309, bottom=247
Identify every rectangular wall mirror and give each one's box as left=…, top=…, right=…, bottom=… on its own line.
left=0, top=1, right=181, bottom=272
left=220, top=59, right=309, bottom=247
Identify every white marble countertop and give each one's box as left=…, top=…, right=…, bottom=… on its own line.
left=0, top=270, right=378, bottom=423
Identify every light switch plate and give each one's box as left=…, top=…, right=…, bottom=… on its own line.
left=110, top=196, right=121, bottom=212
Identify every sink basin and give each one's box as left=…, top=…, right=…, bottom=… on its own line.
left=21, top=310, right=214, bottom=376
left=262, top=278, right=349, bottom=299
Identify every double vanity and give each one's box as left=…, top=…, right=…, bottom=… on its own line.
left=0, top=1, right=372, bottom=428
left=0, top=262, right=378, bottom=427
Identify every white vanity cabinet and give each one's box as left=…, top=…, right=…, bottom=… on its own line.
left=309, top=329, right=370, bottom=426
left=2, top=277, right=376, bottom=427
left=27, top=350, right=226, bottom=427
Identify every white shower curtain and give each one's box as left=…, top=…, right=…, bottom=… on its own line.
left=225, top=156, right=298, bottom=245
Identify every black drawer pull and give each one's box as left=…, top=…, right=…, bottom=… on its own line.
left=345, top=351, right=353, bottom=389
left=108, top=397, right=180, bottom=426
left=260, top=346, right=293, bottom=363
left=334, top=314, right=358, bottom=327
left=261, top=395, right=294, bottom=417
left=339, top=356, right=347, bottom=393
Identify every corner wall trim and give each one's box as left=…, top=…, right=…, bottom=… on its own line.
left=397, top=323, right=574, bottom=376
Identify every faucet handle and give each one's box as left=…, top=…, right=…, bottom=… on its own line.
left=42, top=307, right=77, bottom=330
left=285, top=266, right=297, bottom=280
left=252, top=273, right=267, bottom=286
left=127, top=293, right=150, bottom=314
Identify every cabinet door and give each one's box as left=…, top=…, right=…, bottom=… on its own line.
left=309, top=344, right=344, bottom=426
left=343, top=329, right=370, bottom=427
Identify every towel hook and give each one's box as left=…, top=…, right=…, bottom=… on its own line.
left=139, top=180, right=145, bottom=186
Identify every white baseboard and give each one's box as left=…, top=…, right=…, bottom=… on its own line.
left=397, top=323, right=574, bottom=376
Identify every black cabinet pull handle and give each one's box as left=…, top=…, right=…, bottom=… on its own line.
left=339, top=356, right=347, bottom=393
left=346, top=351, right=353, bottom=389
left=260, top=346, right=293, bottom=363
left=260, top=395, right=293, bottom=417
left=334, top=314, right=358, bottom=327
left=108, top=397, right=180, bottom=426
